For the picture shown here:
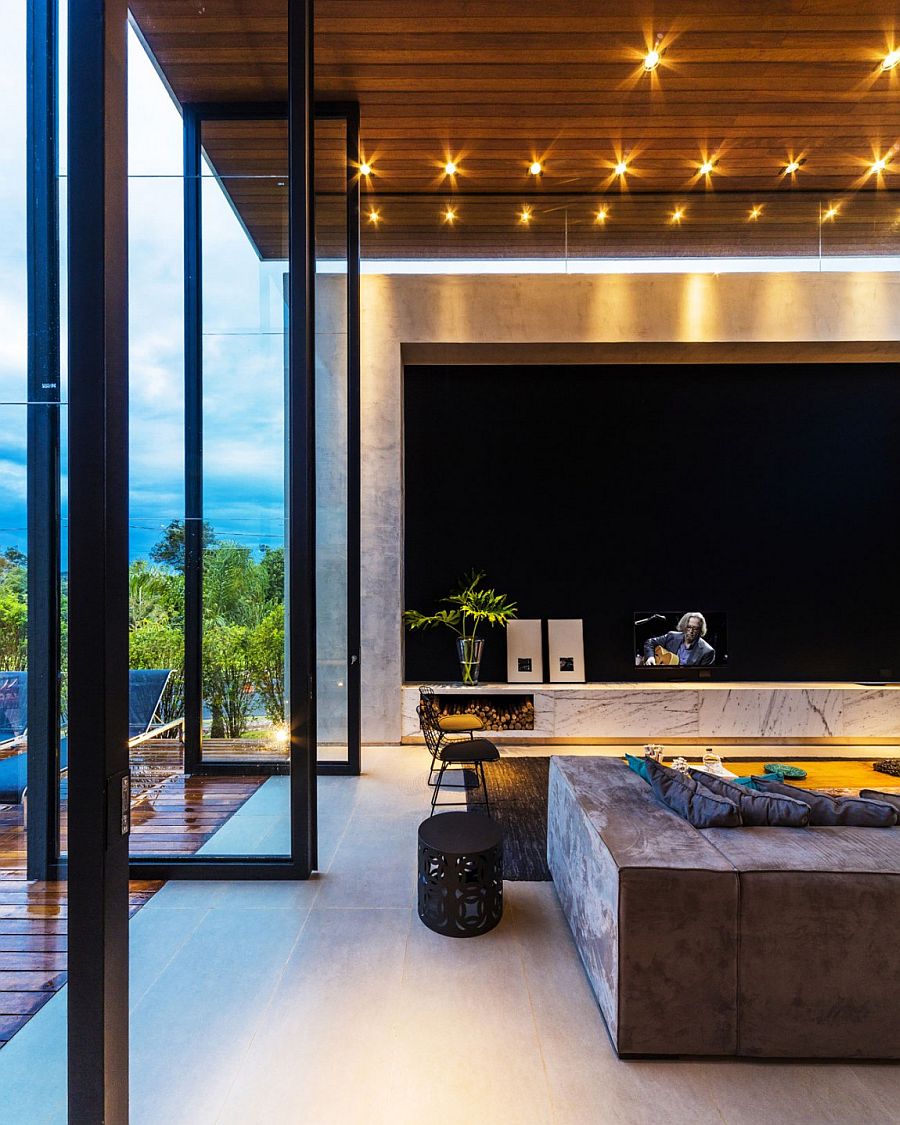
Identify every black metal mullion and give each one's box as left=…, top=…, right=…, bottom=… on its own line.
left=288, top=0, right=316, bottom=874
left=66, top=0, right=131, bottom=1117
left=25, top=0, right=61, bottom=879
left=183, top=106, right=203, bottom=776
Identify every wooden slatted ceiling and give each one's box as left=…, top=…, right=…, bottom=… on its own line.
left=130, top=1, right=900, bottom=258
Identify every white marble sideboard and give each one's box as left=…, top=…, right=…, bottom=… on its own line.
left=401, top=682, right=900, bottom=750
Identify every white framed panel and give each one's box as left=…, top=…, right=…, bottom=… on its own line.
left=548, top=619, right=585, bottom=683
left=506, top=619, right=543, bottom=682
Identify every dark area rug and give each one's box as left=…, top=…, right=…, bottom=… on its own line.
left=466, top=756, right=551, bottom=881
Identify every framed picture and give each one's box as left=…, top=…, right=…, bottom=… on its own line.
left=506, top=619, right=543, bottom=682
left=548, top=619, right=585, bottom=682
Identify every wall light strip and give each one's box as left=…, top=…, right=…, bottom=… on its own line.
left=315, top=256, right=900, bottom=276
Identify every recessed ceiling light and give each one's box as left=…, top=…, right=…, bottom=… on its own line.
left=529, top=161, right=543, bottom=176
left=699, top=159, right=716, bottom=176
left=443, top=207, right=457, bottom=223
left=671, top=207, right=685, bottom=223
left=359, top=162, right=372, bottom=176
left=785, top=158, right=803, bottom=175
left=871, top=155, right=890, bottom=173
left=614, top=160, right=628, bottom=176
left=823, top=205, right=839, bottom=221
left=367, top=208, right=380, bottom=224
left=643, top=48, right=661, bottom=71
left=519, top=206, right=532, bottom=224
left=882, top=48, right=900, bottom=70
left=444, top=161, right=458, bottom=176
left=595, top=206, right=609, bottom=223
left=749, top=205, right=763, bottom=220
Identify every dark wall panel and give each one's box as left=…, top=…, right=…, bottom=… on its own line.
left=403, top=364, right=900, bottom=684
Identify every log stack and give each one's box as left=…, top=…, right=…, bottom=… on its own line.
left=436, top=696, right=534, bottom=731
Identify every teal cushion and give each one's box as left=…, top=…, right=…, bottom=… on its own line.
left=624, top=753, right=651, bottom=783
left=764, top=762, right=808, bottom=780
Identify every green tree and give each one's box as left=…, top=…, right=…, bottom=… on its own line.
left=202, top=622, right=254, bottom=739
left=150, top=519, right=217, bottom=572
left=249, top=605, right=285, bottom=724
left=0, top=550, right=27, bottom=671
left=0, top=589, right=27, bottom=670
left=129, top=617, right=185, bottom=723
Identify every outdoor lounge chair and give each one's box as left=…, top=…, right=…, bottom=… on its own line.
left=0, top=668, right=177, bottom=804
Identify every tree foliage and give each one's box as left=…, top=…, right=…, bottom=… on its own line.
left=0, top=529, right=286, bottom=742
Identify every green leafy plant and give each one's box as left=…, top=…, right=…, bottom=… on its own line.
left=403, top=570, right=517, bottom=682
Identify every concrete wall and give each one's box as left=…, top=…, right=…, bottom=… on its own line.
left=313, top=271, right=900, bottom=743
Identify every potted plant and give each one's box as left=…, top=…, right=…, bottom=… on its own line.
left=402, top=570, right=517, bottom=684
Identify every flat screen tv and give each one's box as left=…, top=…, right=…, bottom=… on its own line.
left=634, top=611, right=728, bottom=669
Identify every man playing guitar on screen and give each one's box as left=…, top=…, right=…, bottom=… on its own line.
left=643, top=612, right=715, bottom=667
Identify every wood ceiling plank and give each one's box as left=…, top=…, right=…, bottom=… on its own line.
left=130, top=0, right=900, bottom=257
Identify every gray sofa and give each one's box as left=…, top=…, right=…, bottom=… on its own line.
left=547, top=756, right=900, bottom=1058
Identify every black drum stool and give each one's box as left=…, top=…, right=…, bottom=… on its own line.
left=417, top=812, right=503, bottom=938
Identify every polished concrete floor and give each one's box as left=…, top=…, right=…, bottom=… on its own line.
left=1, top=746, right=899, bottom=1124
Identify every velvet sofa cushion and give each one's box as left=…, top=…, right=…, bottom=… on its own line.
left=754, top=778, right=898, bottom=827
left=624, top=753, right=651, bottom=782
left=859, top=789, right=900, bottom=817
left=689, top=769, right=810, bottom=827
left=645, top=758, right=742, bottom=828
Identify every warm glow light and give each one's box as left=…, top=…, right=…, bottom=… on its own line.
left=519, top=206, right=532, bottom=224
left=643, top=48, right=661, bottom=71
left=823, top=205, right=839, bottom=221
left=882, top=48, right=900, bottom=70
left=595, top=206, right=609, bottom=223
left=749, top=205, right=763, bottom=220
left=444, top=161, right=458, bottom=175
left=699, top=159, right=716, bottom=176
left=359, top=162, right=372, bottom=176
left=671, top=207, right=685, bottom=223
left=273, top=727, right=289, bottom=744
left=443, top=207, right=457, bottom=224
left=871, top=155, right=890, bottom=173
left=529, top=161, right=542, bottom=176
left=785, top=159, right=802, bottom=175
left=367, top=209, right=380, bottom=224
left=614, top=160, right=628, bottom=176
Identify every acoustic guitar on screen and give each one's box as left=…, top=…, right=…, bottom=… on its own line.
left=652, top=645, right=680, bottom=666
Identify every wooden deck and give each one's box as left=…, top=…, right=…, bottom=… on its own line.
left=0, top=771, right=267, bottom=1048
left=130, top=773, right=268, bottom=854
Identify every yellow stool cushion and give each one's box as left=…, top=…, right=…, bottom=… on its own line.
left=437, top=714, right=484, bottom=732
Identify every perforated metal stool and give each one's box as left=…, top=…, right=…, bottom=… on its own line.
left=417, top=812, right=503, bottom=938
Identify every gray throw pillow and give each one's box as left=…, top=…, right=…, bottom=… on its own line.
left=645, top=758, right=742, bottom=828
left=689, top=769, right=809, bottom=828
left=755, top=778, right=898, bottom=827
left=859, top=790, right=900, bottom=818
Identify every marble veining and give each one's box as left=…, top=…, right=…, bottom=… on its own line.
left=554, top=690, right=699, bottom=738
left=841, top=689, right=900, bottom=737
left=698, top=689, right=842, bottom=738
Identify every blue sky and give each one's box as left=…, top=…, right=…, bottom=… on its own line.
left=0, top=6, right=287, bottom=563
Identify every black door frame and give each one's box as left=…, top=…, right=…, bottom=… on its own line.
left=173, top=96, right=360, bottom=795
left=66, top=0, right=131, bottom=1118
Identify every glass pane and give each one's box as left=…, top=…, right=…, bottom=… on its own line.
left=199, top=518, right=289, bottom=857
left=315, top=118, right=349, bottom=762
left=199, top=119, right=290, bottom=856
left=0, top=0, right=66, bottom=1088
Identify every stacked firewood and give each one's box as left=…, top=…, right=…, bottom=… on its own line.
left=438, top=698, right=535, bottom=731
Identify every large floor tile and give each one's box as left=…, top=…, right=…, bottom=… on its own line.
left=216, top=907, right=412, bottom=1125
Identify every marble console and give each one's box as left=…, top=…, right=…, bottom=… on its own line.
left=401, top=682, right=900, bottom=750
